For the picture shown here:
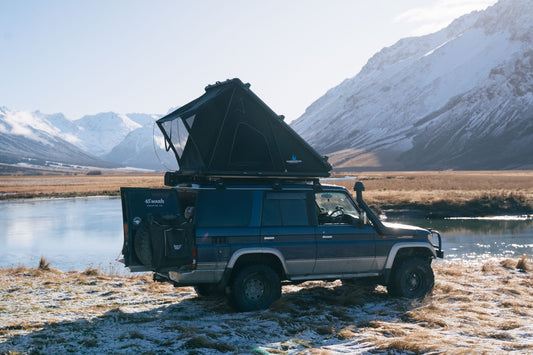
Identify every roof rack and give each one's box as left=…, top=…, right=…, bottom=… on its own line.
left=164, top=171, right=321, bottom=188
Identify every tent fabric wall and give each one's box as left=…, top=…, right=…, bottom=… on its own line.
left=157, top=78, right=331, bottom=179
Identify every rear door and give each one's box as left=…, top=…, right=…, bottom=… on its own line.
left=194, top=189, right=260, bottom=270
left=260, top=191, right=316, bottom=277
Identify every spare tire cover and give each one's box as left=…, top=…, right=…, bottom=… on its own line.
left=134, top=219, right=153, bottom=268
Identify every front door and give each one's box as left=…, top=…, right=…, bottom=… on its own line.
left=314, top=191, right=377, bottom=274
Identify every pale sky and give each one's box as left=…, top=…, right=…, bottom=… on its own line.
left=0, top=0, right=496, bottom=122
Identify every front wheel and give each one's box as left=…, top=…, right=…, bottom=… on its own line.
left=388, top=258, right=434, bottom=299
left=230, top=265, right=281, bottom=312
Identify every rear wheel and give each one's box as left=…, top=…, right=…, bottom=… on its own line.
left=388, top=258, right=434, bottom=299
left=230, top=265, right=281, bottom=312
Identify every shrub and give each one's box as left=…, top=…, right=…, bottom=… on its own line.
left=516, top=254, right=530, bottom=272
left=38, top=256, right=50, bottom=271
left=82, top=267, right=99, bottom=276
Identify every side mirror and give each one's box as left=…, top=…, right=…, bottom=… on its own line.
left=359, top=211, right=367, bottom=227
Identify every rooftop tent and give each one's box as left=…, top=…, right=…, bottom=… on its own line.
left=157, top=78, right=331, bottom=180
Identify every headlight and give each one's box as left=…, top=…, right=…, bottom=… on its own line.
left=427, top=231, right=434, bottom=245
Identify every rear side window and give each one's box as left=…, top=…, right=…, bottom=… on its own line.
left=195, top=190, right=253, bottom=227
left=262, top=192, right=309, bottom=227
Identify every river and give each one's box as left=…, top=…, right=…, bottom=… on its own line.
left=0, top=197, right=124, bottom=272
left=0, top=198, right=532, bottom=271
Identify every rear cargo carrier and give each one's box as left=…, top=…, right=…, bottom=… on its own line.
left=157, top=78, right=332, bottom=185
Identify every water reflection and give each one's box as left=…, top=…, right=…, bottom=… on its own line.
left=388, top=216, right=533, bottom=262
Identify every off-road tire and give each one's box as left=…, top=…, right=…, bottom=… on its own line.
left=194, top=284, right=223, bottom=298
left=133, top=221, right=153, bottom=269
left=230, top=264, right=281, bottom=312
left=388, top=258, right=434, bottom=299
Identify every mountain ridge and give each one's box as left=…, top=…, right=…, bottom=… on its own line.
left=291, top=0, right=533, bottom=171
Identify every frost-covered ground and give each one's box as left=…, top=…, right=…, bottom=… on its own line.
left=1, top=258, right=532, bottom=354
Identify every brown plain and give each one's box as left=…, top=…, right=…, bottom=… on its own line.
left=0, top=174, right=165, bottom=200
left=331, top=170, right=533, bottom=207
left=1, top=171, right=533, bottom=211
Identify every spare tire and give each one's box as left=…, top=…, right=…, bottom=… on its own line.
left=134, top=220, right=153, bottom=268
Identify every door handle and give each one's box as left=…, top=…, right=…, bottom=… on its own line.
left=264, top=236, right=276, bottom=240
left=322, top=235, right=333, bottom=239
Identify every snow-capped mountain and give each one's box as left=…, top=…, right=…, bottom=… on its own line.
left=0, top=107, right=117, bottom=169
left=0, top=108, right=172, bottom=170
left=292, top=0, right=533, bottom=170
left=103, top=124, right=178, bottom=170
left=73, top=112, right=142, bottom=156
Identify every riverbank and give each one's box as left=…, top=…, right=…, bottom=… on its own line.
left=0, top=256, right=531, bottom=354
left=1, top=171, right=532, bottom=217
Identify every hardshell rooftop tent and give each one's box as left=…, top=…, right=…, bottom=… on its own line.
left=157, top=79, right=331, bottom=183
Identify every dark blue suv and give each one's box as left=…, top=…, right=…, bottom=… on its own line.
left=120, top=179, right=443, bottom=311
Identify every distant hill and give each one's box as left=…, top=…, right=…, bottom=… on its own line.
left=291, top=0, right=533, bottom=170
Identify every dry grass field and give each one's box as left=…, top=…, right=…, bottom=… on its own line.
left=0, top=174, right=165, bottom=200
left=0, top=256, right=531, bottom=354
left=1, top=171, right=532, bottom=216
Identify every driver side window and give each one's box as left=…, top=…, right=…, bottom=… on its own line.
left=315, top=192, right=358, bottom=225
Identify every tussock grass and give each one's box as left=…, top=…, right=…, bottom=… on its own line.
left=516, top=254, right=530, bottom=271
left=375, top=330, right=442, bottom=354
left=335, top=326, right=357, bottom=340
left=38, top=256, right=51, bottom=271
left=182, top=335, right=235, bottom=352
left=500, top=258, right=517, bottom=269
left=78, top=337, right=98, bottom=347
left=314, top=325, right=335, bottom=336
left=81, top=267, right=99, bottom=276
left=254, top=348, right=286, bottom=354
